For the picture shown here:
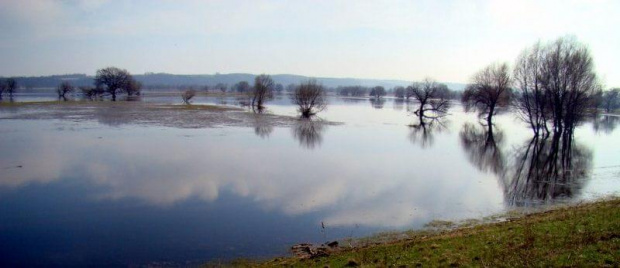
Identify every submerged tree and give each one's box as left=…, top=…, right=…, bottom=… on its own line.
left=181, top=89, right=196, bottom=104
left=409, top=78, right=451, bottom=121
left=5, top=78, right=17, bottom=98
left=214, top=83, right=228, bottom=93
left=56, top=81, right=74, bottom=100
left=369, top=86, right=386, bottom=98
left=126, top=79, right=142, bottom=96
left=513, top=37, right=601, bottom=136
left=251, top=74, right=275, bottom=109
left=393, top=86, right=406, bottom=99
left=291, top=79, right=327, bottom=118
left=94, top=67, right=139, bottom=101
left=462, top=62, right=512, bottom=126
left=233, top=81, right=251, bottom=93
left=0, top=80, right=6, bottom=100
left=602, top=88, right=619, bottom=113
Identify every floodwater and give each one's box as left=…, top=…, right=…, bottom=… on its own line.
left=1, top=94, right=619, bottom=266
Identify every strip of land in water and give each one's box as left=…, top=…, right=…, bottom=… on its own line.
left=0, top=100, right=306, bottom=129
left=231, top=198, right=619, bottom=267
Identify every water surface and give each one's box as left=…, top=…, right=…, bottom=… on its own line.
left=1, top=95, right=618, bottom=266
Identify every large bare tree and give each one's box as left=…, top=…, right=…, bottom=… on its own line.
left=251, top=74, right=274, bottom=109
left=513, top=37, right=601, bottom=136
left=462, top=62, right=512, bottom=126
left=94, top=67, right=138, bottom=101
left=291, top=79, right=327, bottom=118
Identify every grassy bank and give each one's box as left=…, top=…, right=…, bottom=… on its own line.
left=240, top=198, right=619, bottom=267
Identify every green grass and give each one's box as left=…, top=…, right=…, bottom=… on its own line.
left=238, top=198, right=619, bottom=267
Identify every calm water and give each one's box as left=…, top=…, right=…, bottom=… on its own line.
left=1, top=94, right=619, bottom=266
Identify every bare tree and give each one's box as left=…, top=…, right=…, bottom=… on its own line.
left=233, top=81, right=251, bottom=93
left=602, top=88, right=619, bottom=113
left=291, top=79, right=327, bottom=118
left=369, top=86, right=386, bottom=98
left=513, top=37, right=601, bottom=137
left=405, top=85, right=415, bottom=100
left=214, top=83, right=228, bottom=93
left=409, top=78, right=451, bottom=121
left=127, top=79, right=142, bottom=96
left=5, top=78, right=17, bottom=98
left=0, top=80, right=6, bottom=100
left=393, top=86, right=405, bottom=99
left=462, top=62, right=512, bottom=126
left=56, top=81, right=74, bottom=100
left=181, top=89, right=196, bottom=104
left=514, top=43, right=550, bottom=136
left=337, top=86, right=368, bottom=97
left=94, top=67, right=137, bottom=101
left=251, top=74, right=274, bottom=109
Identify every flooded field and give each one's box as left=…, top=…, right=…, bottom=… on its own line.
left=1, top=93, right=619, bottom=266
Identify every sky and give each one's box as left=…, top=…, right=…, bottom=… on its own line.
left=0, top=0, right=618, bottom=86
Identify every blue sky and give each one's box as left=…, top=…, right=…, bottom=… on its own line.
left=0, top=0, right=618, bottom=87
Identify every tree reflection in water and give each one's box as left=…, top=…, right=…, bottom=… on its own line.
left=291, top=118, right=326, bottom=149
left=392, top=99, right=404, bottom=111
left=592, top=115, right=619, bottom=134
left=460, top=123, right=592, bottom=207
left=501, top=133, right=592, bottom=207
left=408, top=117, right=448, bottom=148
left=369, top=98, right=386, bottom=109
left=252, top=113, right=274, bottom=139
left=459, top=123, right=505, bottom=174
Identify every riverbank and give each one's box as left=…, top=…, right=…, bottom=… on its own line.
left=235, top=198, right=619, bottom=267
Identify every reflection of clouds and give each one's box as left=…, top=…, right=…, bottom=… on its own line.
left=1, top=121, right=502, bottom=229
left=0, top=131, right=73, bottom=187
left=291, top=119, right=326, bottom=149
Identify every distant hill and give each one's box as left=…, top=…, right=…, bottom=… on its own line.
left=3, top=73, right=467, bottom=91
